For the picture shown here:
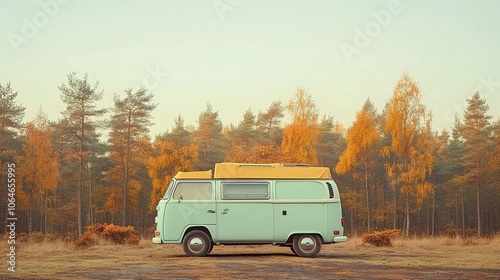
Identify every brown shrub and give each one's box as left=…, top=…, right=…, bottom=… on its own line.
left=362, top=229, right=401, bottom=246
left=29, top=231, right=46, bottom=242
left=75, top=223, right=140, bottom=248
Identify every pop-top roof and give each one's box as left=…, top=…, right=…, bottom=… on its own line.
left=173, top=163, right=331, bottom=179
left=174, top=170, right=212, bottom=179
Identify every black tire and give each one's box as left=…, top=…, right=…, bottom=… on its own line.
left=292, top=234, right=321, bottom=258
left=183, top=230, right=211, bottom=257
left=290, top=246, right=297, bottom=255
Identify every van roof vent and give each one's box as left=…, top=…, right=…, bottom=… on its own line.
left=280, top=163, right=311, bottom=167
left=239, top=163, right=273, bottom=167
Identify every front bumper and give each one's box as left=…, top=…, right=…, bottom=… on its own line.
left=152, top=237, right=162, bottom=244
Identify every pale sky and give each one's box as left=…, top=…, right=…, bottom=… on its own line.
left=1, top=0, right=499, bottom=137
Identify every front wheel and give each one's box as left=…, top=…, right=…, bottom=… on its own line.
left=292, top=234, right=321, bottom=257
left=183, top=230, right=212, bottom=257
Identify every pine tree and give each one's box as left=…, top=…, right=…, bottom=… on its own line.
left=195, top=103, right=226, bottom=170
left=0, top=82, right=25, bottom=163
left=257, top=100, right=284, bottom=145
left=59, top=72, right=106, bottom=236
left=109, top=87, right=156, bottom=226
left=459, top=92, right=492, bottom=236
left=0, top=82, right=25, bottom=234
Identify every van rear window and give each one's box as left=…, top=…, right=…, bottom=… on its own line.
left=221, top=183, right=269, bottom=200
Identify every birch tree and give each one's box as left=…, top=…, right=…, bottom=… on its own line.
left=382, top=73, right=434, bottom=236
left=281, top=87, right=320, bottom=165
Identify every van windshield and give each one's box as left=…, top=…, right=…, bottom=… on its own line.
left=163, top=180, right=175, bottom=199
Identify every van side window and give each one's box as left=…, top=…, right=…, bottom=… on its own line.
left=275, top=181, right=325, bottom=200
left=173, top=182, right=212, bottom=200
left=221, top=182, right=269, bottom=200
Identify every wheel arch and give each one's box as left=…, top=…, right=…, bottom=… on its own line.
left=182, top=226, right=213, bottom=243
left=286, top=232, right=325, bottom=244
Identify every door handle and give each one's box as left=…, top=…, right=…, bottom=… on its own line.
left=221, top=209, right=229, bottom=215
left=207, top=210, right=216, bottom=213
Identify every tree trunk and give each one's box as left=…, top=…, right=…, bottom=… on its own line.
left=89, top=165, right=93, bottom=225
left=476, top=151, right=481, bottom=237
left=405, top=194, right=410, bottom=237
left=350, top=209, right=354, bottom=235
left=393, top=184, right=397, bottom=229
left=78, top=114, right=85, bottom=237
left=461, top=193, right=465, bottom=237
left=44, top=190, right=48, bottom=234
left=364, top=161, right=370, bottom=232
left=28, top=207, right=32, bottom=233
left=476, top=180, right=481, bottom=236
left=122, top=116, right=132, bottom=226
left=431, top=193, right=435, bottom=236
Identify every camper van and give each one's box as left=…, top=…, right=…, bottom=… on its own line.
left=152, top=163, right=347, bottom=257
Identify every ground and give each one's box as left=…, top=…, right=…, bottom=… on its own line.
left=5, top=236, right=500, bottom=279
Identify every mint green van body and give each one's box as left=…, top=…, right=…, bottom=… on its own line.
left=152, top=163, right=347, bottom=257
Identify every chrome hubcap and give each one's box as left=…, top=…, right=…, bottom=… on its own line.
left=188, top=237, right=205, bottom=253
left=299, top=236, right=316, bottom=253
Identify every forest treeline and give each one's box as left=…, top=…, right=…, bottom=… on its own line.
left=1, top=72, right=499, bottom=238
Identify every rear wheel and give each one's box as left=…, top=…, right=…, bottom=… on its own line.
left=290, top=246, right=297, bottom=255
left=183, top=230, right=211, bottom=257
left=292, top=234, right=321, bottom=257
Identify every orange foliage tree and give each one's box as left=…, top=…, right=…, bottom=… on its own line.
left=281, top=87, right=320, bottom=165
left=147, top=137, right=198, bottom=212
left=336, top=99, right=380, bottom=232
left=382, top=73, right=434, bottom=236
left=225, top=143, right=282, bottom=163
left=17, top=110, right=58, bottom=233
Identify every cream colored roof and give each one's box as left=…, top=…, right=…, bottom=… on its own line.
left=174, top=170, right=212, bottom=179
left=173, top=163, right=332, bottom=179
left=214, top=162, right=332, bottom=179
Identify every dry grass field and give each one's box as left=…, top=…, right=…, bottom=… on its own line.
left=4, top=235, right=500, bottom=280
